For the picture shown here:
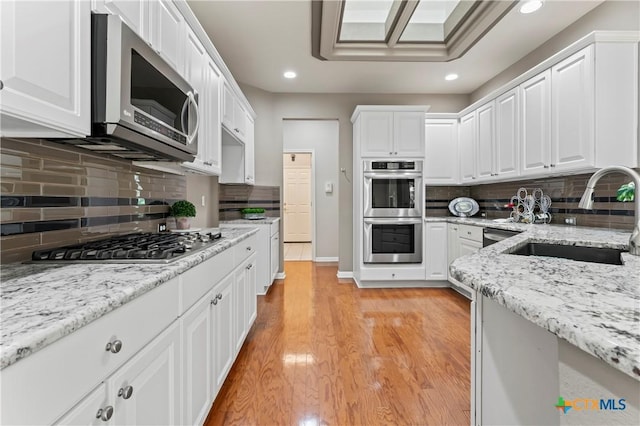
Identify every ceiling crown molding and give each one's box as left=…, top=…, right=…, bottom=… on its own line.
left=312, top=0, right=517, bottom=62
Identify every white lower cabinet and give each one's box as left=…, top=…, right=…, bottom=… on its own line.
left=212, top=274, right=235, bottom=393
left=425, top=222, right=448, bottom=280
left=56, top=384, right=109, bottom=425
left=447, top=223, right=482, bottom=298
left=270, top=231, right=280, bottom=282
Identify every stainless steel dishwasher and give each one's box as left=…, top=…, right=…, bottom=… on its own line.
left=482, top=228, right=521, bottom=247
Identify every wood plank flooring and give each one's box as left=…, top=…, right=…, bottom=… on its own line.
left=205, top=261, right=471, bottom=425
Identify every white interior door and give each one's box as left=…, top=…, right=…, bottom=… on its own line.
left=283, top=153, right=311, bottom=242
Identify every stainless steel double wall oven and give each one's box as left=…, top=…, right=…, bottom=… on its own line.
left=363, top=160, right=423, bottom=263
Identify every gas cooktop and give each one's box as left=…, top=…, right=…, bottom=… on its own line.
left=31, top=231, right=222, bottom=264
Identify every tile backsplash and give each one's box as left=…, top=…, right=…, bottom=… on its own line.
left=219, top=184, right=280, bottom=221
left=427, top=171, right=638, bottom=231
left=1, top=138, right=187, bottom=264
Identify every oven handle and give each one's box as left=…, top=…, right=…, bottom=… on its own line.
left=364, top=172, right=422, bottom=179
left=363, top=217, right=423, bottom=225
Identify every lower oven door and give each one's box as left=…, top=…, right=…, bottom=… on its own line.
left=363, top=217, right=423, bottom=264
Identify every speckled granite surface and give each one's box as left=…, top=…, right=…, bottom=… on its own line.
left=431, top=217, right=639, bottom=380
left=220, top=218, right=280, bottom=225
left=0, top=227, right=258, bottom=370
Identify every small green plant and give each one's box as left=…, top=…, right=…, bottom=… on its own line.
left=241, top=208, right=265, bottom=214
left=169, top=200, right=196, bottom=217
left=616, top=182, right=635, bottom=202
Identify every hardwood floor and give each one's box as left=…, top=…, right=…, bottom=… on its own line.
left=205, top=261, right=471, bottom=425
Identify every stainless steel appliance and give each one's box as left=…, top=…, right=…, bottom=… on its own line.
left=363, top=217, right=422, bottom=263
left=482, top=228, right=521, bottom=247
left=363, top=160, right=423, bottom=264
left=363, top=160, right=422, bottom=218
left=31, top=231, right=221, bottom=264
left=61, top=14, right=199, bottom=162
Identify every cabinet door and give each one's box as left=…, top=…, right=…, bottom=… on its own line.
left=459, top=112, right=477, bottom=183
left=447, top=224, right=459, bottom=279
left=234, top=265, right=247, bottom=355
left=55, top=383, right=109, bottom=426
left=551, top=46, right=594, bottom=172
left=0, top=0, right=90, bottom=137
left=148, top=0, right=183, bottom=73
left=393, top=111, right=425, bottom=157
left=520, top=70, right=551, bottom=176
left=459, top=238, right=483, bottom=257
left=425, top=222, right=448, bottom=280
left=424, top=119, right=458, bottom=184
left=211, top=274, right=234, bottom=393
left=233, top=101, right=248, bottom=141
left=476, top=102, right=495, bottom=180
left=245, top=254, right=258, bottom=327
left=109, top=322, right=181, bottom=426
left=183, top=28, right=206, bottom=168
left=101, top=0, right=147, bottom=38
left=360, top=112, right=394, bottom=157
left=495, top=88, right=520, bottom=179
left=270, top=232, right=280, bottom=283
left=181, top=294, right=212, bottom=426
left=244, top=115, right=255, bottom=184
left=221, top=82, right=234, bottom=130
left=203, top=58, right=222, bottom=174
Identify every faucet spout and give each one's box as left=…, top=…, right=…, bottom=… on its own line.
left=579, top=166, right=640, bottom=255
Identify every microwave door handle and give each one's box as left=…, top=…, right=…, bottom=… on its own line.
left=180, top=91, right=199, bottom=145
left=186, top=91, right=199, bottom=145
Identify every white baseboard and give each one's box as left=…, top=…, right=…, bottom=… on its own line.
left=315, top=257, right=338, bottom=262
left=337, top=270, right=353, bottom=279
left=275, top=272, right=286, bottom=280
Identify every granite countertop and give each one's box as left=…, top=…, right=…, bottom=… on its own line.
left=0, top=227, right=258, bottom=370
left=220, top=217, right=280, bottom=225
left=434, top=216, right=639, bottom=380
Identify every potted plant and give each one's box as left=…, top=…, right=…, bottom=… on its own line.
left=169, top=200, right=196, bottom=229
left=241, top=207, right=266, bottom=220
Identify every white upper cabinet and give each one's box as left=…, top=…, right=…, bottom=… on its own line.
left=475, top=101, right=495, bottom=181
left=424, top=117, right=459, bottom=185
left=220, top=80, right=255, bottom=183
left=357, top=108, right=426, bottom=158
left=459, top=111, right=476, bottom=183
left=393, top=111, right=426, bottom=157
left=0, top=0, right=90, bottom=137
left=520, top=70, right=552, bottom=176
left=495, top=88, right=520, bottom=179
left=148, top=0, right=184, bottom=73
left=245, top=117, right=255, bottom=184
left=551, top=45, right=594, bottom=172
left=221, top=82, right=234, bottom=130
left=95, top=0, right=147, bottom=38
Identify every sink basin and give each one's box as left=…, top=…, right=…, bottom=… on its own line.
left=509, top=243, right=625, bottom=265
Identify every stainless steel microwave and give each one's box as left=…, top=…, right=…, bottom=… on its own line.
left=62, top=14, right=199, bottom=162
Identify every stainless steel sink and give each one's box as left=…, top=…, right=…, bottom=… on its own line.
left=509, top=243, right=625, bottom=265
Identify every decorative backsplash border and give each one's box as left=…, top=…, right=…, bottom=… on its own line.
left=426, top=171, right=638, bottom=230
left=218, top=184, right=280, bottom=221
left=0, top=138, right=187, bottom=264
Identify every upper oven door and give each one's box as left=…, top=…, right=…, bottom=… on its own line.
left=363, top=171, right=422, bottom=217
left=98, top=14, right=199, bottom=155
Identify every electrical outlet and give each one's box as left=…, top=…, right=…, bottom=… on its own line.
left=564, top=217, right=577, bottom=226
left=158, top=222, right=167, bottom=232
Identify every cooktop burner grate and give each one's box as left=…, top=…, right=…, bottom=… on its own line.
left=31, top=231, right=222, bottom=263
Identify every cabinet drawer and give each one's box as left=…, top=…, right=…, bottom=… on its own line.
left=458, top=224, right=483, bottom=242
left=234, top=234, right=257, bottom=263
left=180, top=247, right=234, bottom=313
left=1, top=278, right=179, bottom=426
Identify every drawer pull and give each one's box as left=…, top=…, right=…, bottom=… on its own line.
left=105, top=339, right=123, bottom=354
left=246, top=264, right=253, bottom=270
left=217, top=293, right=223, bottom=300
left=211, top=298, right=218, bottom=306
left=246, top=246, right=252, bottom=251
left=118, top=385, right=134, bottom=400
left=467, top=231, right=472, bottom=235
left=96, top=406, right=114, bottom=421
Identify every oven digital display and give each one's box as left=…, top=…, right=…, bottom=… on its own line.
left=370, top=161, right=415, bottom=170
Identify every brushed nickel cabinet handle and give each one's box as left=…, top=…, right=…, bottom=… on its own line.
left=105, top=339, right=122, bottom=353
left=118, top=385, right=133, bottom=400
left=96, top=406, right=114, bottom=421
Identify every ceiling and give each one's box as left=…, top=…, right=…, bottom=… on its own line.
left=187, top=0, right=603, bottom=94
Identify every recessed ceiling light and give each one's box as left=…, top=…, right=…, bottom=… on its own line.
left=519, top=0, right=543, bottom=14
left=283, top=71, right=297, bottom=79
left=445, top=73, right=459, bottom=81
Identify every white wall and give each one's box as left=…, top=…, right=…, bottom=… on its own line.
left=283, top=120, right=339, bottom=260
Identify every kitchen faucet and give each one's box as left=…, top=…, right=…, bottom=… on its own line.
left=579, top=166, right=640, bottom=255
